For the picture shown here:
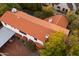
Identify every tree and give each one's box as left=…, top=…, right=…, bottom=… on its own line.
left=39, top=32, right=67, bottom=56
left=42, top=4, right=54, bottom=18
left=33, top=11, right=45, bottom=19
left=68, top=44, right=79, bottom=56
left=69, top=18, right=79, bottom=30
left=66, top=9, right=77, bottom=23
left=33, top=5, right=57, bottom=19
left=71, top=29, right=79, bottom=36
left=0, top=4, right=9, bottom=15
left=7, top=3, right=22, bottom=10
left=67, top=34, right=79, bottom=56
left=0, top=3, right=22, bottom=16
left=19, top=3, right=42, bottom=11
left=75, top=7, right=79, bottom=15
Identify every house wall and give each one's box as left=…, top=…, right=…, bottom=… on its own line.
left=54, top=3, right=79, bottom=13
left=54, top=3, right=69, bottom=13
left=72, top=3, right=77, bottom=12
left=15, top=33, right=27, bottom=40
left=15, top=33, right=44, bottom=49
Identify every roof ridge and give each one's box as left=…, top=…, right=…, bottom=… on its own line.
left=13, top=11, right=69, bottom=35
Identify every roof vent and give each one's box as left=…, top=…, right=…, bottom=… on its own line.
left=48, top=18, right=52, bottom=23
left=45, top=34, right=49, bottom=39
left=11, top=8, right=17, bottom=13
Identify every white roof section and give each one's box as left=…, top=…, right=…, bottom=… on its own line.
left=0, top=27, right=15, bottom=48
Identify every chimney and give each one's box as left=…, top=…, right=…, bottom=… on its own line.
left=48, top=18, right=52, bottom=23
left=11, top=8, right=17, bottom=13
left=45, top=34, right=49, bottom=39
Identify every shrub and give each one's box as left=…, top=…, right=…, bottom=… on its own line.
left=39, top=32, right=67, bottom=56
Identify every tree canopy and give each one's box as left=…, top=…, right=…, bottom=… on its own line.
left=0, top=3, right=22, bottom=16
left=67, top=34, right=79, bottom=56
left=66, top=10, right=77, bottom=23
left=69, top=17, right=79, bottom=31
left=19, top=3, right=42, bottom=11
left=34, top=11, right=45, bottom=19
left=39, top=32, right=67, bottom=56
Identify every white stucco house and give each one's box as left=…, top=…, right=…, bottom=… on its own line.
left=53, top=3, right=79, bottom=14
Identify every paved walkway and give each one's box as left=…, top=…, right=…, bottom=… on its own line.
left=0, top=39, right=31, bottom=56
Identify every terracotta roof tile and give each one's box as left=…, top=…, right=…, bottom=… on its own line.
left=0, top=11, right=69, bottom=42
left=44, top=15, right=69, bottom=28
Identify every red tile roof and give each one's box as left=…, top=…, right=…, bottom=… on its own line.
left=44, top=15, right=69, bottom=28
left=0, top=11, right=69, bottom=42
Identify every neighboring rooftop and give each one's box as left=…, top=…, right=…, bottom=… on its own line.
left=0, top=27, right=15, bottom=48
left=44, top=15, right=69, bottom=28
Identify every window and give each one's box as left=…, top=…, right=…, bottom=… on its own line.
left=62, top=8, right=65, bottom=12
left=65, top=9, right=68, bottom=14
left=57, top=6, right=60, bottom=11
left=57, top=6, right=60, bottom=9
left=34, top=38, right=37, bottom=41
left=3, top=22, right=6, bottom=25
left=66, top=9, right=68, bottom=13
left=19, top=31, right=26, bottom=35
left=62, top=8, right=68, bottom=14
